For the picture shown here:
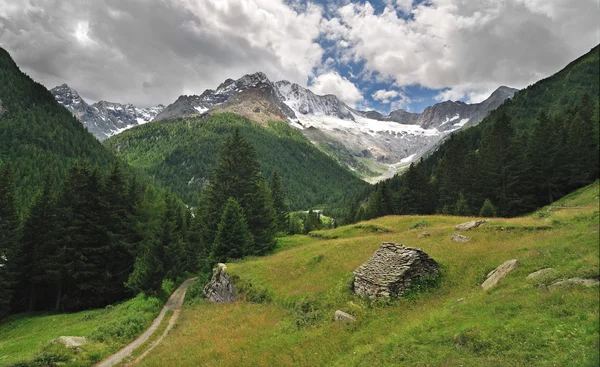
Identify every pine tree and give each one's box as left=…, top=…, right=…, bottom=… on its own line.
left=102, top=160, right=135, bottom=303
left=478, top=112, right=523, bottom=217
left=0, top=161, right=20, bottom=317
left=162, top=193, right=186, bottom=280
left=212, top=198, right=253, bottom=263
left=125, top=236, right=165, bottom=296
left=198, top=129, right=276, bottom=256
left=270, top=170, right=289, bottom=235
left=454, top=191, right=470, bottom=216
left=479, top=199, right=497, bottom=218
left=14, top=173, right=56, bottom=311
left=369, top=183, right=392, bottom=218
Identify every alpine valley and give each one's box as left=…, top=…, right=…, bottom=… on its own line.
left=0, top=9, right=598, bottom=366
left=55, top=72, right=517, bottom=182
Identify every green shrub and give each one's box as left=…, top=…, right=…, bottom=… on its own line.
left=292, top=299, right=322, bottom=329
left=161, top=279, right=176, bottom=298
left=409, top=220, right=430, bottom=229
left=479, top=199, right=497, bottom=217
left=234, top=277, right=272, bottom=304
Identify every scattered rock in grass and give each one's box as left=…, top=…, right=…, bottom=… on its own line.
left=456, top=298, right=465, bottom=303
left=547, top=278, right=600, bottom=292
left=417, top=231, right=430, bottom=239
left=480, top=259, right=519, bottom=290
left=203, top=263, right=237, bottom=303
left=455, top=220, right=487, bottom=231
left=452, top=233, right=471, bottom=243
left=334, top=310, right=357, bottom=323
left=526, top=268, right=557, bottom=280
left=353, top=242, right=439, bottom=299
left=53, top=336, right=87, bottom=348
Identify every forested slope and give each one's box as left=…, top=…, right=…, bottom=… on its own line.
left=0, top=47, right=114, bottom=209
left=350, top=45, right=599, bottom=222
left=105, top=113, right=369, bottom=210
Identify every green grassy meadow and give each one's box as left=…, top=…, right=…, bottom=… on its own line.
left=0, top=294, right=161, bottom=367
left=139, top=181, right=599, bottom=367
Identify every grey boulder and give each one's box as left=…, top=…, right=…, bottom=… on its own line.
left=334, top=310, right=357, bottom=323
left=203, top=263, right=237, bottom=303
left=452, top=233, right=471, bottom=243
left=480, top=259, right=519, bottom=290
left=455, top=220, right=487, bottom=231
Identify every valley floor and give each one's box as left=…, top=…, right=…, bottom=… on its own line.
left=139, top=182, right=599, bottom=367
left=1, top=182, right=598, bottom=367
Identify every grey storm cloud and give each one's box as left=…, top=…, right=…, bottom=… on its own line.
left=0, top=0, right=324, bottom=107
left=0, top=0, right=599, bottom=108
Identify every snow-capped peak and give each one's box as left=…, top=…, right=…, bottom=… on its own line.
left=274, top=80, right=355, bottom=120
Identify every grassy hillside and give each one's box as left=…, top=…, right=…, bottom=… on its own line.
left=139, top=181, right=599, bottom=366
left=0, top=294, right=161, bottom=367
left=0, top=47, right=114, bottom=209
left=104, top=113, right=369, bottom=210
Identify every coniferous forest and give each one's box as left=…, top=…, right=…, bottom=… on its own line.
left=0, top=129, right=286, bottom=317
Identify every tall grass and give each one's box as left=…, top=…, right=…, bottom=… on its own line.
left=139, top=182, right=599, bottom=366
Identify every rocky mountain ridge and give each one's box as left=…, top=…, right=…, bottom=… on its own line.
left=53, top=73, right=516, bottom=180
left=51, top=84, right=164, bottom=141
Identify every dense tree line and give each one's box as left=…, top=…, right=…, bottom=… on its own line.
left=348, top=95, right=599, bottom=222
left=0, top=129, right=290, bottom=317
left=0, top=159, right=197, bottom=316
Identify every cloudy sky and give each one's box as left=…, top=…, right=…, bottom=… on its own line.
left=1, top=0, right=599, bottom=113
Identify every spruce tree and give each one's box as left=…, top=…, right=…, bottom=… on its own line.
left=212, top=198, right=253, bottom=263
left=454, top=192, right=470, bottom=216
left=369, top=183, right=392, bottom=218
left=198, top=129, right=276, bottom=256
left=14, top=173, right=56, bottom=311
left=270, top=170, right=289, bottom=234
left=479, top=199, right=497, bottom=218
left=0, top=161, right=20, bottom=317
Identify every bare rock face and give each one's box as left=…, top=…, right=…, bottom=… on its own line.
left=353, top=242, right=439, bottom=299
left=203, top=263, right=237, bottom=303
left=548, top=278, right=600, bottom=292
left=480, top=259, right=519, bottom=290
left=455, top=220, right=487, bottom=231
left=53, top=336, right=87, bottom=348
left=452, top=233, right=471, bottom=243
left=334, top=310, right=357, bottom=323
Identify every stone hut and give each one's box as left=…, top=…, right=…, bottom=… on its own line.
left=353, top=242, right=439, bottom=299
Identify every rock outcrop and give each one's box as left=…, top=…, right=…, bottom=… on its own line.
left=452, top=233, right=471, bottom=243
left=455, top=220, right=487, bottom=231
left=334, top=310, right=357, bottom=323
left=53, top=336, right=87, bottom=348
left=417, top=231, right=431, bottom=239
left=353, top=242, right=439, bottom=299
left=203, top=263, right=237, bottom=303
left=526, top=268, right=557, bottom=280
left=547, top=278, right=600, bottom=292
left=480, top=259, right=519, bottom=290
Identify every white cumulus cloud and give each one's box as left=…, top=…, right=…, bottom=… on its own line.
left=309, top=71, right=364, bottom=107
left=324, top=0, right=600, bottom=102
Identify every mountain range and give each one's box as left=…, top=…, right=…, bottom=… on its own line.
left=53, top=74, right=517, bottom=180
left=51, top=84, right=164, bottom=141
